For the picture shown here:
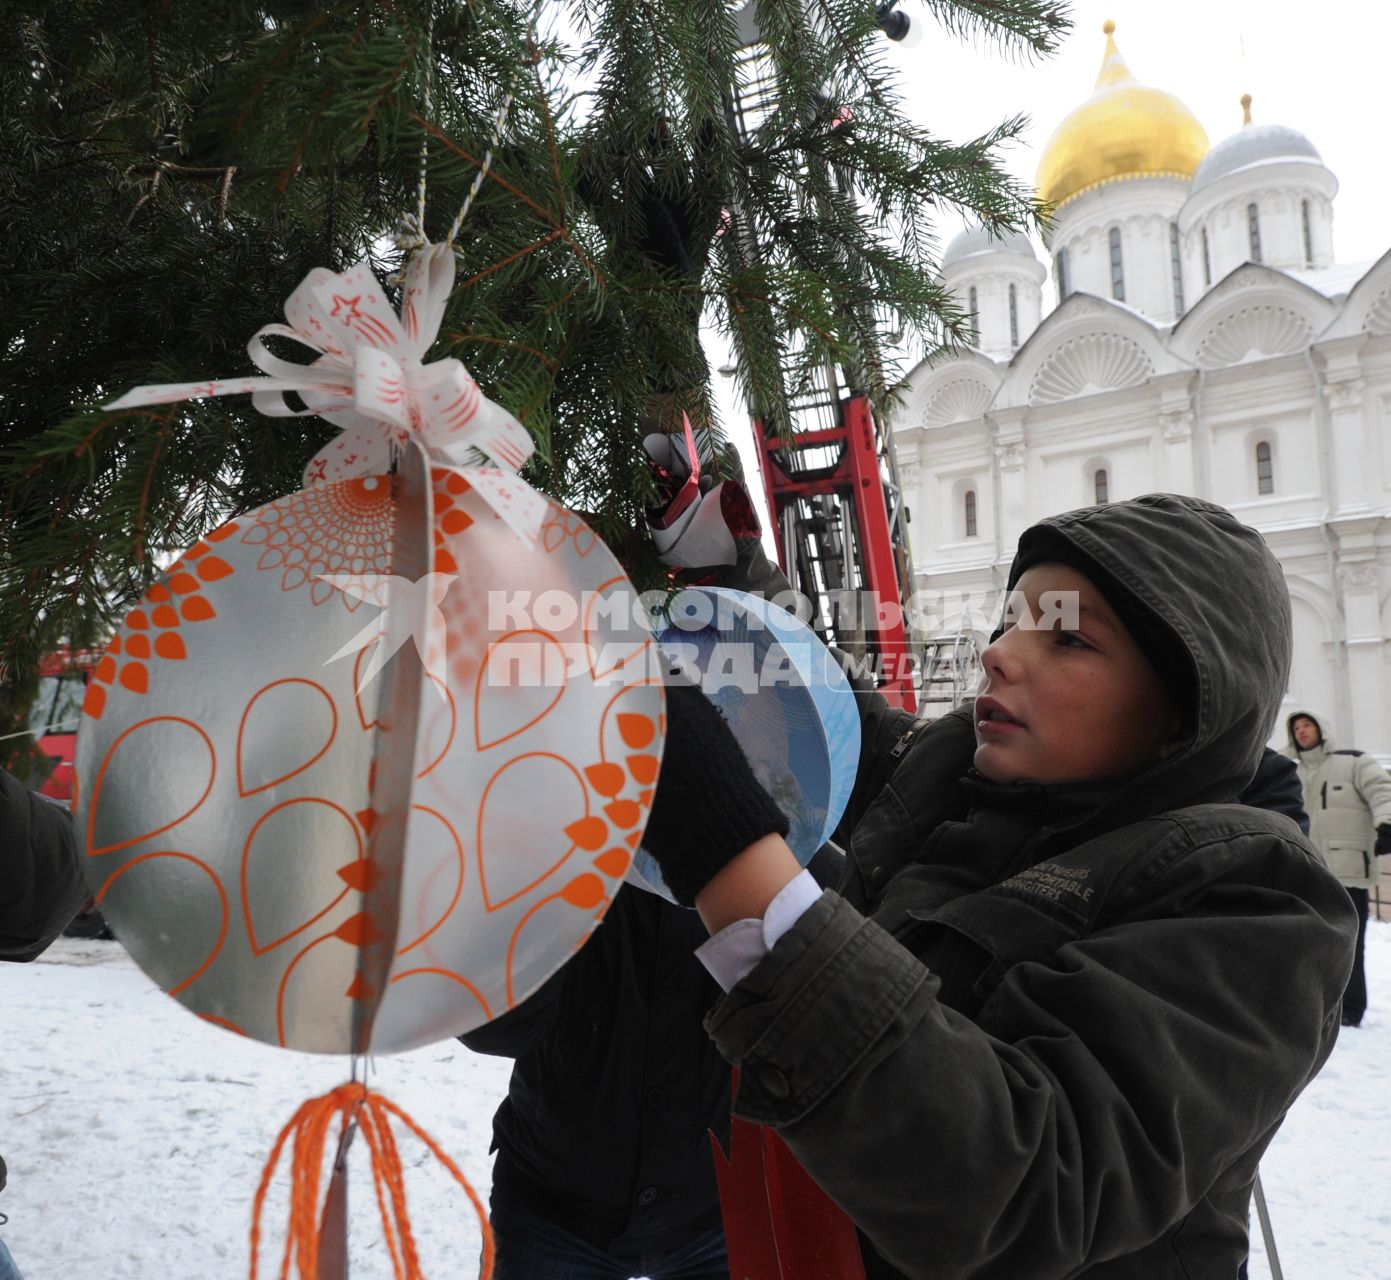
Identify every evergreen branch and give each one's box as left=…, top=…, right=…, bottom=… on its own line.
left=0, top=0, right=1070, bottom=671
left=232, top=13, right=334, bottom=136
left=273, top=5, right=397, bottom=194
left=636, top=0, right=674, bottom=121
left=530, top=45, right=566, bottom=212
left=809, top=0, right=888, bottom=112
left=415, top=114, right=559, bottom=226
left=445, top=331, right=558, bottom=374
left=456, top=228, right=565, bottom=289
left=417, top=113, right=605, bottom=285
left=917, top=0, right=1072, bottom=55
left=132, top=422, right=174, bottom=566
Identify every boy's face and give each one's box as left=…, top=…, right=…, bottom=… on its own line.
left=973, top=562, right=1182, bottom=785
left=1291, top=716, right=1322, bottom=749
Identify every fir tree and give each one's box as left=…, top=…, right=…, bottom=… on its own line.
left=0, top=0, right=1069, bottom=765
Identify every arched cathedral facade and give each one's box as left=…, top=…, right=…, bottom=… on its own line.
left=895, top=23, right=1391, bottom=757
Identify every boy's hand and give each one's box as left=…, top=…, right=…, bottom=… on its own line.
left=643, top=681, right=789, bottom=907
left=1375, top=823, right=1391, bottom=856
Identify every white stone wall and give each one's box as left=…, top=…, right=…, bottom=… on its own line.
left=1178, top=160, right=1338, bottom=285
left=1044, top=178, right=1191, bottom=325
left=941, top=256, right=1046, bottom=362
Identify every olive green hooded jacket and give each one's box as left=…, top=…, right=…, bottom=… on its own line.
left=709, top=494, right=1355, bottom=1279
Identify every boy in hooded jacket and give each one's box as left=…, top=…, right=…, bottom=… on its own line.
left=640, top=492, right=1356, bottom=1280
left=1283, top=710, right=1391, bottom=1027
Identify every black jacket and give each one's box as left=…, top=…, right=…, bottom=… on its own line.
left=1, top=765, right=85, bottom=1203
left=1239, top=746, right=1310, bottom=834
left=0, top=767, right=84, bottom=962
left=707, top=495, right=1356, bottom=1279
left=460, top=843, right=846, bottom=1255
left=459, top=883, right=731, bottom=1253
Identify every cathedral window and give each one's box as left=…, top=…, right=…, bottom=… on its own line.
left=1169, top=223, right=1185, bottom=317
left=1108, top=228, right=1125, bottom=302
left=1255, top=441, right=1274, bottom=495
left=1093, top=467, right=1109, bottom=505
left=1202, top=227, right=1212, bottom=287
left=968, top=287, right=979, bottom=342
left=1301, top=200, right=1313, bottom=266
left=1055, top=248, right=1071, bottom=303
left=1008, top=284, right=1019, bottom=347
left=964, top=488, right=978, bottom=538
left=1247, top=203, right=1262, bottom=263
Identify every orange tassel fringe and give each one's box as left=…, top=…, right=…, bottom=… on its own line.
left=251, top=1081, right=495, bottom=1280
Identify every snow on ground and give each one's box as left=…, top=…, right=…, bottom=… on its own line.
left=1247, top=916, right=1391, bottom=1280
left=0, top=938, right=511, bottom=1278
left=3, top=923, right=1391, bottom=1279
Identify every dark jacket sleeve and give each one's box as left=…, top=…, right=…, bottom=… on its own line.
left=0, top=768, right=86, bottom=961
left=704, top=822, right=1353, bottom=1280
left=1240, top=746, right=1311, bottom=834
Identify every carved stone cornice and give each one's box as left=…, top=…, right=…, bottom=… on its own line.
left=992, top=439, right=1026, bottom=472
left=1160, top=409, right=1194, bottom=442
left=1338, top=559, right=1380, bottom=592
left=1325, top=377, right=1366, bottom=413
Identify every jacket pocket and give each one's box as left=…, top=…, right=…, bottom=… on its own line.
left=1325, top=840, right=1369, bottom=882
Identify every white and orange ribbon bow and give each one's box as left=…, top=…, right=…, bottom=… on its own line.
left=106, top=244, right=545, bottom=543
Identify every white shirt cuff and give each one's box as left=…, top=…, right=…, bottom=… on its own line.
left=694, top=869, right=822, bottom=991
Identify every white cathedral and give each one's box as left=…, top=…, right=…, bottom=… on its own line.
left=895, top=21, right=1391, bottom=757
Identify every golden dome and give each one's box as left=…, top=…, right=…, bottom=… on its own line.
left=1035, top=21, right=1209, bottom=210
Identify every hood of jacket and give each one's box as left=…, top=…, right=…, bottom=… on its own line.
left=995, top=493, right=1291, bottom=833
left=1286, top=707, right=1336, bottom=757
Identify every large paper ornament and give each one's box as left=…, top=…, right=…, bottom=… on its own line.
left=84, top=239, right=669, bottom=1275
left=83, top=243, right=663, bottom=1060
left=630, top=587, right=860, bottom=902
left=76, top=440, right=660, bottom=1052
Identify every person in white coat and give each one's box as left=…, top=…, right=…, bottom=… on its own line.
left=1285, top=711, right=1391, bottom=1026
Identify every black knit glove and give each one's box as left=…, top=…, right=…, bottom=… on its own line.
left=643, top=682, right=790, bottom=907
left=1376, top=824, right=1391, bottom=856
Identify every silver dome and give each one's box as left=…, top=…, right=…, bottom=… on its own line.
left=941, top=225, right=1038, bottom=269
left=1190, top=123, right=1322, bottom=194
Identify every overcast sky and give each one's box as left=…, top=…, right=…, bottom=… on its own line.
left=885, top=0, right=1389, bottom=266
left=709, top=0, right=1390, bottom=530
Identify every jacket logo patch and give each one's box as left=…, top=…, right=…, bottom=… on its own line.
left=1000, top=862, right=1095, bottom=906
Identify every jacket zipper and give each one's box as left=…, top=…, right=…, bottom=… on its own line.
left=891, top=720, right=925, bottom=760
left=1321, top=781, right=1328, bottom=809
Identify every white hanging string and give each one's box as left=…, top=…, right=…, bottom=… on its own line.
left=415, top=6, right=435, bottom=233
left=395, top=3, right=535, bottom=266
left=390, top=5, right=436, bottom=269
left=443, top=87, right=517, bottom=249
left=443, top=0, right=544, bottom=249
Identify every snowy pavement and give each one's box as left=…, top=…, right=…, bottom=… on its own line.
left=2, top=923, right=1389, bottom=1278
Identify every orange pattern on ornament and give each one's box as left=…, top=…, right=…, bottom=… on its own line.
left=239, top=476, right=394, bottom=606
left=80, top=472, right=659, bottom=1051
left=82, top=525, right=237, bottom=721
